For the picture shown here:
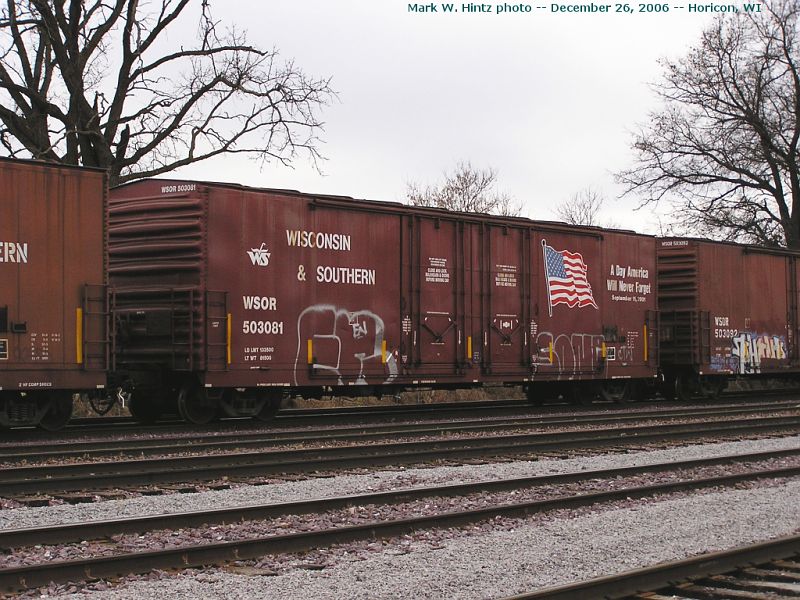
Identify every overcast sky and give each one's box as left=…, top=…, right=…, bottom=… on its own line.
left=172, top=0, right=728, bottom=232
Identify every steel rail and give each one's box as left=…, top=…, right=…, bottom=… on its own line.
left=0, top=398, right=532, bottom=440
left=13, top=397, right=799, bottom=446
left=276, top=391, right=798, bottom=417
left=269, top=392, right=800, bottom=425
left=5, top=394, right=796, bottom=441
left=1, top=417, right=800, bottom=496
left=503, top=534, right=800, bottom=599
left=6, top=397, right=563, bottom=439
left=2, top=403, right=798, bottom=463
left=69, top=398, right=527, bottom=424
left=1, top=446, right=799, bottom=549
left=1, top=462, right=800, bottom=592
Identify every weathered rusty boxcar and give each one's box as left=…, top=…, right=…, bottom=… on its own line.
left=658, top=238, right=800, bottom=399
left=526, top=223, right=657, bottom=401
left=0, top=158, right=107, bottom=429
left=108, top=180, right=657, bottom=422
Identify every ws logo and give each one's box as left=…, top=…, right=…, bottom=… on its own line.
left=247, top=243, right=271, bottom=267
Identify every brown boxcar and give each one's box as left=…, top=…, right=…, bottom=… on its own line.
left=658, top=237, right=800, bottom=398
left=108, top=179, right=658, bottom=422
left=0, top=158, right=107, bottom=429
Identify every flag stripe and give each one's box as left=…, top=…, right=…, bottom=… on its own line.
left=543, top=242, right=598, bottom=311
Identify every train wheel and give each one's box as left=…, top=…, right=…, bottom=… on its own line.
left=599, top=380, right=634, bottom=403
left=38, top=392, right=74, bottom=432
left=177, top=385, right=217, bottom=425
left=129, top=393, right=163, bottom=424
left=255, top=392, right=283, bottom=422
left=674, top=374, right=695, bottom=402
left=0, top=397, right=9, bottom=429
left=524, top=385, right=543, bottom=405
left=568, top=384, right=593, bottom=406
left=699, top=377, right=725, bottom=399
left=255, top=402, right=280, bottom=422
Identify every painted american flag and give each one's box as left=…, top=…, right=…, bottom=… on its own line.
left=542, top=240, right=598, bottom=316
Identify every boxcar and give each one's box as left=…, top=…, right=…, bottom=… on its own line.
left=108, top=179, right=658, bottom=423
left=658, top=237, right=800, bottom=399
left=0, top=158, right=107, bottom=429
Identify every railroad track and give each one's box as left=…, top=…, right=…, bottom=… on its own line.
left=3, top=400, right=799, bottom=464
left=2, top=415, right=800, bottom=496
left=510, top=534, right=800, bottom=599
left=5, top=392, right=797, bottom=441
left=3, top=398, right=534, bottom=439
left=1, top=450, right=798, bottom=593
left=271, top=391, right=800, bottom=425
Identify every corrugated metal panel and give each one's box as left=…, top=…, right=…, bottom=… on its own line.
left=657, top=243, right=698, bottom=309
left=108, top=195, right=205, bottom=277
left=108, top=188, right=207, bottom=372
left=657, top=240, right=700, bottom=366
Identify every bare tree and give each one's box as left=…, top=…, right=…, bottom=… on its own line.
left=554, top=187, right=607, bottom=226
left=407, top=161, right=522, bottom=216
left=0, top=0, right=333, bottom=186
left=617, top=1, right=800, bottom=248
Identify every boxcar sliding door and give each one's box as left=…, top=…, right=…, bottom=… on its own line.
left=407, top=215, right=466, bottom=376
left=480, top=224, right=532, bottom=376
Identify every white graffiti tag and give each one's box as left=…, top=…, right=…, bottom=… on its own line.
left=293, top=304, right=398, bottom=386
left=533, top=332, right=607, bottom=379
left=349, top=314, right=369, bottom=340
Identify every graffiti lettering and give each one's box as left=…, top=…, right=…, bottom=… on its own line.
left=532, top=329, right=642, bottom=378
left=293, top=304, right=398, bottom=386
left=731, top=332, right=787, bottom=374
left=349, top=315, right=369, bottom=339
left=710, top=354, right=737, bottom=373
left=533, top=331, right=606, bottom=377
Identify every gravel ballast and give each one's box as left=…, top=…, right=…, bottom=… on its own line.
left=2, top=435, right=800, bottom=530
left=5, top=455, right=797, bottom=569
left=51, top=479, right=800, bottom=599
left=5, top=435, right=800, bottom=599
